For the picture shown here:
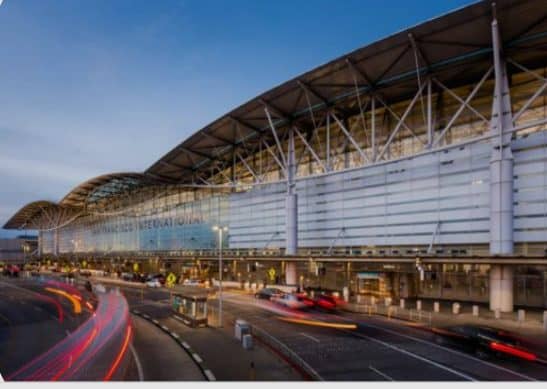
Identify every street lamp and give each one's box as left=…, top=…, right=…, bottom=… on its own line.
left=212, top=225, right=228, bottom=327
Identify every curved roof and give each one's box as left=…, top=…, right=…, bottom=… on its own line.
left=3, top=201, right=64, bottom=229
left=145, top=0, right=547, bottom=183
left=3, top=173, right=166, bottom=229
left=60, top=172, right=165, bottom=208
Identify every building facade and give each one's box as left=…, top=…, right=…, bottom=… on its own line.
left=4, top=0, right=547, bottom=309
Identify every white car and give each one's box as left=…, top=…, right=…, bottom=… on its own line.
left=270, top=293, right=307, bottom=310
left=146, top=279, right=161, bottom=288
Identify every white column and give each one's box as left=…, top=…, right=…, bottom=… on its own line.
left=285, top=262, right=297, bottom=285
left=286, top=128, right=298, bottom=255
left=53, top=229, right=59, bottom=257
left=489, top=16, right=514, bottom=255
left=489, top=265, right=514, bottom=312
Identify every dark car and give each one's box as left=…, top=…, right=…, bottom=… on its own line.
left=433, top=325, right=537, bottom=361
left=254, top=288, right=284, bottom=300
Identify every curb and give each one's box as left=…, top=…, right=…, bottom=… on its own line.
left=130, top=309, right=215, bottom=381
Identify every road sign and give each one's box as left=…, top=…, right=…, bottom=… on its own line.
left=166, top=272, right=177, bottom=288
left=268, top=267, right=276, bottom=282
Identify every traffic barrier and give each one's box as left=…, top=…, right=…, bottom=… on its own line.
left=433, top=302, right=440, bottom=313
left=472, top=305, right=479, bottom=317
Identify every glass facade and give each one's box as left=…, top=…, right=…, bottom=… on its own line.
left=42, top=193, right=228, bottom=254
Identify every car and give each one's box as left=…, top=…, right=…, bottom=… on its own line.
left=254, top=287, right=284, bottom=300
left=183, top=278, right=202, bottom=286
left=146, top=279, right=161, bottom=288
left=3, top=264, right=20, bottom=277
left=271, top=293, right=309, bottom=310
left=294, top=292, right=315, bottom=308
left=314, top=294, right=338, bottom=311
left=432, top=325, right=538, bottom=361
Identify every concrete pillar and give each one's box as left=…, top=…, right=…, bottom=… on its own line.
left=489, top=265, right=514, bottom=312
left=285, top=262, right=297, bottom=285
left=53, top=229, right=59, bottom=257
left=489, top=14, right=514, bottom=256
left=285, top=128, right=298, bottom=255
left=472, top=305, right=479, bottom=316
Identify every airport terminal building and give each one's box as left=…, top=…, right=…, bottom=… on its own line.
left=5, top=0, right=547, bottom=309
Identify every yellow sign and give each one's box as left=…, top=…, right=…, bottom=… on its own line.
left=166, top=272, right=177, bottom=288
left=268, top=267, right=276, bottom=282
left=133, top=263, right=139, bottom=272
left=82, top=260, right=87, bottom=268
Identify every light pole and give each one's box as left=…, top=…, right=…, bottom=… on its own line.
left=212, top=225, right=228, bottom=327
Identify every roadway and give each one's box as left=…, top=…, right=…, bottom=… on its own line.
left=111, top=282, right=547, bottom=381
left=0, top=277, right=91, bottom=378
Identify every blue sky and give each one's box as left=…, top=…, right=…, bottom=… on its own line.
left=0, top=0, right=473, bottom=237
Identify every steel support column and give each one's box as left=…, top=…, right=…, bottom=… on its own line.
left=285, top=128, right=298, bottom=256
left=489, top=15, right=514, bottom=256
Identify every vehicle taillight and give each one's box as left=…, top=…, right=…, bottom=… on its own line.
left=489, top=342, right=536, bottom=361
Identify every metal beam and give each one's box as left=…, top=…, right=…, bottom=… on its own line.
left=264, top=107, right=288, bottom=168
left=293, top=126, right=327, bottom=172
left=376, top=82, right=427, bottom=161
left=432, top=66, right=493, bottom=147
left=330, top=112, right=369, bottom=163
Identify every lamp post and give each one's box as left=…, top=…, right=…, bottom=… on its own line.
left=212, top=225, right=228, bottom=327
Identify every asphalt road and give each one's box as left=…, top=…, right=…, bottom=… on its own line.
left=0, top=277, right=91, bottom=378
left=110, top=282, right=547, bottom=381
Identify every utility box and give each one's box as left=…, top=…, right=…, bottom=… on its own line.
left=235, top=319, right=251, bottom=341
left=242, top=334, right=253, bottom=350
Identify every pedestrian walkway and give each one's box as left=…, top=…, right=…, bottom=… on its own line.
left=132, top=302, right=303, bottom=381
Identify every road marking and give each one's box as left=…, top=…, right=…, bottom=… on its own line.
left=152, top=319, right=159, bottom=325
left=192, top=353, right=203, bottom=363
left=33, top=306, right=42, bottom=312
left=65, top=330, right=71, bottom=336
left=161, top=325, right=169, bottom=331
left=299, top=332, right=320, bottom=343
left=143, top=314, right=150, bottom=319
left=369, top=365, right=394, bottom=381
left=204, top=369, right=216, bottom=381
left=129, top=343, right=144, bottom=381
left=346, top=330, right=476, bottom=381
left=347, top=317, right=537, bottom=381
left=181, top=341, right=190, bottom=349
left=171, top=332, right=179, bottom=339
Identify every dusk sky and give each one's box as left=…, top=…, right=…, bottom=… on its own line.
left=0, top=0, right=472, bottom=237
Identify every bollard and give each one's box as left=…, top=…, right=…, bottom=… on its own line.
left=400, top=298, right=405, bottom=309
left=416, top=300, right=422, bottom=311
left=356, top=295, right=362, bottom=304
left=249, top=361, right=255, bottom=380
left=384, top=297, right=391, bottom=307
left=472, top=305, right=479, bottom=317
left=517, top=309, right=525, bottom=322
left=494, top=309, right=501, bottom=319
left=371, top=296, right=376, bottom=305
left=543, top=311, right=547, bottom=332
left=433, top=302, right=440, bottom=313
left=452, top=302, right=460, bottom=315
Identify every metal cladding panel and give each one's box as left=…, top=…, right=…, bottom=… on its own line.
left=512, top=130, right=547, bottom=242
left=228, top=140, right=493, bottom=248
